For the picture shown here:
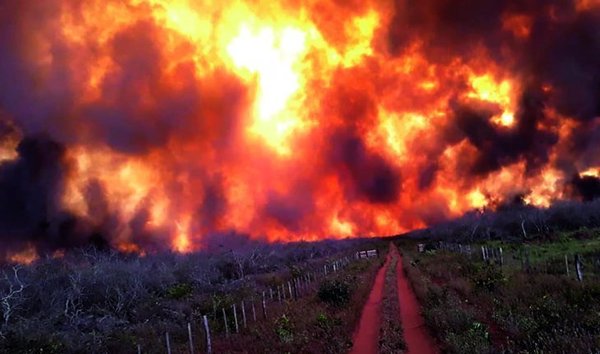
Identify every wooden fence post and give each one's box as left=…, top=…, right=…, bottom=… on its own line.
left=165, top=332, right=172, bottom=354
left=293, top=279, right=298, bottom=300
left=565, top=254, right=570, bottom=276
left=277, top=286, right=281, bottom=303
left=137, top=344, right=141, bottom=354
left=295, top=278, right=300, bottom=297
left=499, top=247, right=504, bottom=266
left=202, top=315, right=212, bottom=354
left=261, top=291, right=267, bottom=319
left=232, top=304, right=239, bottom=333
left=288, top=281, right=293, bottom=299
left=241, top=301, right=247, bottom=328
left=251, top=300, right=256, bottom=322
left=187, top=322, right=194, bottom=354
left=222, top=308, right=229, bottom=337
left=576, top=254, right=584, bottom=282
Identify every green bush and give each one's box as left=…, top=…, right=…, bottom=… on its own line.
left=445, top=321, right=490, bottom=354
left=467, top=264, right=506, bottom=291
left=1, top=334, right=65, bottom=354
left=165, top=282, right=193, bottom=299
left=318, top=280, right=351, bottom=307
left=275, top=315, right=294, bottom=343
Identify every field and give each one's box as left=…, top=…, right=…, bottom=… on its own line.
left=0, top=238, right=386, bottom=353
left=396, top=229, right=600, bottom=353
left=2, top=201, right=600, bottom=353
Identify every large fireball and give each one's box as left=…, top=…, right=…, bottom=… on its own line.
left=0, top=0, right=599, bottom=257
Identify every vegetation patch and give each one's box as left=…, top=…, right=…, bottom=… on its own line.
left=318, top=279, right=352, bottom=307
left=397, top=237, right=600, bottom=354
left=165, top=282, right=194, bottom=299
left=378, top=252, right=406, bottom=354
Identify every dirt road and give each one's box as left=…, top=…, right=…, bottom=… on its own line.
left=395, top=246, right=438, bottom=354
left=350, top=244, right=437, bottom=354
left=349, top=251, right=391, bottom=354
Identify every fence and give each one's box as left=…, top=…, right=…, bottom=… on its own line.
left=355, top=249, right=379, bottom=259
left=431, top=241, right=596, bottom=282
left=138, top=252, right=368, bottom=353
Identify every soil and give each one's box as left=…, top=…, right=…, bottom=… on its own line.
left=350, top=244, right=439, bottom=354
left=395, top=245, right=439, bottom=354
left=349, top=251, right=391, bottom=354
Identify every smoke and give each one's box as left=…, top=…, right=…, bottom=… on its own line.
left=329, top=131, right=401, bottom=203
left=0, top=0, right=598, bottom=257
left=448, top=89, right=558, bottom=177
left=571, top=174, right=600, bottom=201
left=0, top=136, right=79, bottom=251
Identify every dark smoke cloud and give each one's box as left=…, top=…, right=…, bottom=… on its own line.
left=84, top=20, right=201, bottom=154
left=389, top=0, right=598, bottom=181
left=0, top=1, right=80, bottom=141
left=0, top=136, right=97, bottom=254
left=0, top=136, right=65, bottom=237
left=418, top=162, right=439, bottom=190
left=571, top=174, right=600, bottom=201
left=525, top=8, right=600, bottom=121
left=263, top=181, right=316, bottom=232
left=199, top=176, right=227, bottom=230
left=389, top=0, right=506, bottom=59
left=330, top=131, right=401, bottom=204
left=0, top=0, right=252, bottom=254
left=448, top=90, right=558, bottom=176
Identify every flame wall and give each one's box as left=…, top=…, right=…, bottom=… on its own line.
left=0, top=0, right=599, bottom=257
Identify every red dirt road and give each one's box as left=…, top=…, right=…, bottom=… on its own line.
left=349, top=251, right=390, bottom=354
left=395, top=245, right=438, bottom=354
left=350, top=245, right=437, bottom=354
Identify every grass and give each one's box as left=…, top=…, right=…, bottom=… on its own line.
left=397, top=235, right=600, bottom=354
left=474, top=228, right=600, bottom=277
left=0, top=239, right=388, bottom=354
left=211, top=253, right=386, bottom=353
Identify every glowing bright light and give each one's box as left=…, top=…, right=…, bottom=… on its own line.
left=581, top=168, right=600, bottom=178
left=467, top=189, right=487, bottom=209
left=468, top=74, right=517, bottom=127
left=227, top=25, right=308, bottom=155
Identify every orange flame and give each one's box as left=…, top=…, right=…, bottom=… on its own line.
left=0, top=0, right=598, bottom=257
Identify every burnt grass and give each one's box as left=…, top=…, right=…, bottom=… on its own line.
left=397, top=238, right=600, bottom=354
left=0, top=238, right=386, bottom=354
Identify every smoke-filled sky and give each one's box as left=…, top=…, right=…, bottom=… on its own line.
left=0, top=0, right=599, bottom=259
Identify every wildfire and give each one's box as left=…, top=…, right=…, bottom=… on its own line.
left=0, top=0, right=599, bottom=258
left=467, top=73, right=517, bottom=127
left=227, top=25, right=308, bottom=155
left=8, top=245, right=37, bottom=265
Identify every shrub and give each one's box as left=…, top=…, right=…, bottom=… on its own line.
left=274, top=314, right=294, bottom=343
left=165, top=283, right=193, bottom=299
left=317, top=280, right=351, bottom=307
left=445, top=321, right=491, bottom=354
left=466, top=264, right=506, bottom=291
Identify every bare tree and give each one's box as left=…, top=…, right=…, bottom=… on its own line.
left=1, top=266, right=27, bottom=327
